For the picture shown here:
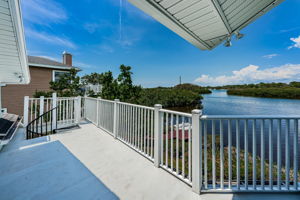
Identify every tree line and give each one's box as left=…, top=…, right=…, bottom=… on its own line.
left=34, top=65, right=209, bottom=111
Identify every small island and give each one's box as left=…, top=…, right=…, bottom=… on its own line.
left=210, top=82, right=300, bottom=99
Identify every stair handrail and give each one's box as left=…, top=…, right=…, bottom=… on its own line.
left=26, top=107, right=58, bottom=139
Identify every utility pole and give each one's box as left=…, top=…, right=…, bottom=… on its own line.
left=179, top=76, right=182, bottom=85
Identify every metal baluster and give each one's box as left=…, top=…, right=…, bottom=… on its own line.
left=144, top=108, right=147, bottom=152
left=212, top=120, right=216, bottom=189
left=228, top=119, right=232, bottom=189
left=165, top=113, right=168, bottom=167
left=204, top=120, right=208, bottom=189
left=285, top=119, right=290, bottom=190
left=182, top=116, right=185, bottom=178
left=147, top=109, right=150, bottom=156
left=245, top=119, right=248, bottom=189
left=188, top=118, right=192, bottom=182
left=171, top=114, right=174, bottom=171
left=160, top=112, right=164, bottom=163
left=269, top=119, right=273, bottom=189
left=261, top=120, right=265, bottom=190
left=151, top=110, right=154, bottom=158
left=220, top=119, right=224, bottom=189
left=294, top=119, right=298, bottom=190
left=253, top=120, right=256, bottom=190
left=176, top=115, right=179, bottom=175
left=236, top=119, right=240, bottom=190
left=277, top=119, right=282, bottom=190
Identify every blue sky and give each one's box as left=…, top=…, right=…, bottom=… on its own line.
left=22, top=0, right=300, bottom=87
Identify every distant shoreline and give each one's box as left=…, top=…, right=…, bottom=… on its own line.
left=226, top=88, right=300, bottom=100
left=206, top=82, right=300, bottom=100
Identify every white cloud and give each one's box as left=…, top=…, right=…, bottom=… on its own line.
left=195, top=64, right=300, bottom=86
left=22, top=0, right=67, bottom=25
left=288, top=35, right=300, bottom=49
left=26, top=28, right=76, bottom=49
left=263, top=54, right=278, bottom=59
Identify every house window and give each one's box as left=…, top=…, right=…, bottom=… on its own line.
left=52, top=71, right=69, bottom=82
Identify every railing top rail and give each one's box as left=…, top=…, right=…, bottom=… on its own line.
left=28, top=97, right=40, bottom=100
left=99, top=98, right=115, bottom=103
left=117, top=101, right=155, bottom=110
left=160, top=109, right=192, bottom=117
left=84, top=97, right=114, bottom=103
left=57, top=97, right=78, bottom=99
left=84, top=97, right=96, bottom=100
left=201, top=115, right=300, bottom=120
left=29, top=97, right=77, bottom=100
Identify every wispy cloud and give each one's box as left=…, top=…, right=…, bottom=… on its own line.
left=279, top=27, right=300, bottom=33
left=195, top=64, right=300, bottom=86
left=108, top=0, right=154, bottom=21
left=262, top=54, right=278, bottom=59
left=288, top=35, right=300, bottom=49
left=98, top=44, right=115, bottom=53
left=22, top=0, right=67, bottom=25
left=26, top=28, right=76, bottom=49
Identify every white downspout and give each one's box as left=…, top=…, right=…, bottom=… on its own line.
left=0, top=83, right=5, bottom=118
left=0, top=84, right=2, bottom=118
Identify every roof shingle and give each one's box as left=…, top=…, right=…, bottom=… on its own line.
left=28, top=56, right=72, bottom=68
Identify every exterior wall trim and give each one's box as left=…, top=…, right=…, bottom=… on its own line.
left=29, top=63, right=77, bottom=70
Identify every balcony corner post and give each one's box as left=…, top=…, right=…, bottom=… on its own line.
left=154, top=104, right=162, bottom=168
left=96, top=97, right=101, bottom=127
left=113, top=99, right=120, bottom=139
left=192, top=109, right=202, bottom=194
left=75, top=96, right=81, bottom=124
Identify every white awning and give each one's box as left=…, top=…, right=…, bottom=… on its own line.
left=0, top=0, right=29, bottom=84
left=128, top=0, right=285, bottom=50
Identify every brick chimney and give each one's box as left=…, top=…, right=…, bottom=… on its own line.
left=62, top=51, right=72, bottom=66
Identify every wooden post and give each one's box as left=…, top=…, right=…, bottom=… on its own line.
left=113, top=99, right=120, bottom=139
left=192, top=109, right=202, bottom=194
left=154, top=104, right=162, bottom=167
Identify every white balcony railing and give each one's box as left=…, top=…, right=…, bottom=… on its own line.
left=23, top=94, right=81, bottom=132
left=23, top=95, right=299, bottom=194
left=84, top=97, right=300, bottom=194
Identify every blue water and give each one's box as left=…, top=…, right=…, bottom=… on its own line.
left=202, top=90, right=300, bottom=166
left=203, top=89, right=300, bottom=115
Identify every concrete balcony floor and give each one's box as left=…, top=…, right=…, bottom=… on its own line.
left=0, top=122, right=299, bottom=200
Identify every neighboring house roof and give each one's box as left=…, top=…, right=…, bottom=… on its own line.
left=0, top=0, right=30, bottom=84
left=28, top=56, right=80, bottom=71
left=128, top=0, right=285, bottom=50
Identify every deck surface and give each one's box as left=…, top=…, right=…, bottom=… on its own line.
left=0, top=123, right=299, bottom=200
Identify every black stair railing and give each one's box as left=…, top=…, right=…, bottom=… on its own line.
left=26, top=107, right=58, bottom=139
